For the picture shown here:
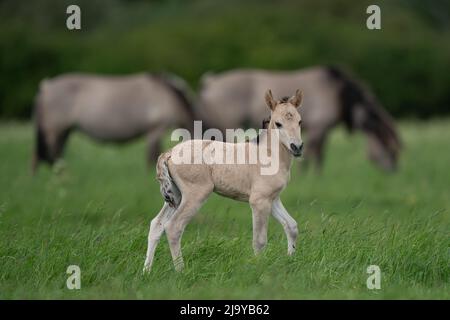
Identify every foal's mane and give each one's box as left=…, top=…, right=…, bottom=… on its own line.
left=279, top=96, right=290, bottom=103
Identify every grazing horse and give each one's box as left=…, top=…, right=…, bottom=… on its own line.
left=143, top=89, right=304, bottom=272
left=198, top=66, right=401, bottom=172
left=32, top=72, right=197, bottom=173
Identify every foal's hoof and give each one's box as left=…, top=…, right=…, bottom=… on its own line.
left=143, top=265, right=152, bottom=274
left=288, top=246, right=296, bottom=256
left=174, top=262, right=185, bottom=272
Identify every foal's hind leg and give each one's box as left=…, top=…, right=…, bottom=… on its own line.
left=143, top=203, right=175, bottom=273
left=165, top=185, right=212, bottom=271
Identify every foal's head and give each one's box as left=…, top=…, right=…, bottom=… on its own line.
left=265, top=89, right=304, bottom=157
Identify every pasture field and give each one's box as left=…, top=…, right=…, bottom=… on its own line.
left=0, top=121, right=448, bottom=299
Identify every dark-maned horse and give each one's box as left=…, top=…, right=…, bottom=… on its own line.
left=198, top=66, right=401, bottom=171
left=32, top=72, right=197, bottom=173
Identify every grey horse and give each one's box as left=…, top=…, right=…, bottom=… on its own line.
left=32, top=72, right=198, bottom=173
left=198, top=66, right=401, bottom=171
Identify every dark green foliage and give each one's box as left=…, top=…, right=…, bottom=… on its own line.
left=0, top=0, right=449, bottom=118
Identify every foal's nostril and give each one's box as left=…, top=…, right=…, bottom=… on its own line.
left=290, top=143, right=303, bottom=155
left=290, top=143, right=298, bottom=152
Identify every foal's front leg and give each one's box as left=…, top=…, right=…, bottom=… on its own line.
left=272, top=197, right=298, bottom=255
left=249, top=196, right=272, bottom=254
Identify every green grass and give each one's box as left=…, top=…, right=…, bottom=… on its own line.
left=0, top=120, right=448, bottom=299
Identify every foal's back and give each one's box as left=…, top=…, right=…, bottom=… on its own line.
left=164, top=139, right=261, bottom=202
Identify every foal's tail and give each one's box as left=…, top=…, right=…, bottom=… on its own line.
left=156, top=151, right=182, bottom=208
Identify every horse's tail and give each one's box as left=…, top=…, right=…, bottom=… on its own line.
left=31, top=80, right=49, bottom=174
left=156, top=151, right=181, bottom=208
left=325, top=65, right=401, bottom=151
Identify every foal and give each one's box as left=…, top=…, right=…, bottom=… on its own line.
left=143, top=89, right=304, bottom=272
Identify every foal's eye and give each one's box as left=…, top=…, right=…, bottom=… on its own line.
left=275, top=122, right=282, bottom=128
left=298, top=120, right=302, bottom=126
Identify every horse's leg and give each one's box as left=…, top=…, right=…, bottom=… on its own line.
left=143, top=202, right=175, bottom=273
left=272, top=197, right=298, bottom=255
left=146, top=125, right=169, bottom=166
left=148, top=139, right=161, bottom=164
left=44, top=127, right=70, bottom=164
left=304, top=127, right=328, bottom=173
left=164, top=185, right=212, bottom=271
left=44, top=128, right=71, bottom=174
left=32, top=123, right=48, bottom=174
left=54, top=128, right=71, bottom=159
left=249, top=195, right=272, bottom=254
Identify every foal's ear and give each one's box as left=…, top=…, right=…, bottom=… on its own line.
left=289, top=89, right=303, bottom=109
left=265, top=89, right=277, bottom=111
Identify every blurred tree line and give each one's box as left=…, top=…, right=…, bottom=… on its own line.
left=0, top=0, right=449, bottom=119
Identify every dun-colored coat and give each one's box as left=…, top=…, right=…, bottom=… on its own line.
left=32, top=72, right=197, bottom=173
left=198, top=66, right=401, bottom=171
left=143, top=89, right=304, bottom=272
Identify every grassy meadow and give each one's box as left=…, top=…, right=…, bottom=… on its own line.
left=0, top=120, right=448, bottom=299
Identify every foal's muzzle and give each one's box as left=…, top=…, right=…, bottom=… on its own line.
left=290, top=143, right=303, bottom=157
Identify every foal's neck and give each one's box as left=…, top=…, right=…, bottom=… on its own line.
left=261, top=127, right=293, bottom=174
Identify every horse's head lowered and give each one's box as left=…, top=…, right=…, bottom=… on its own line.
left=264, top=89, right=304, bottom=157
